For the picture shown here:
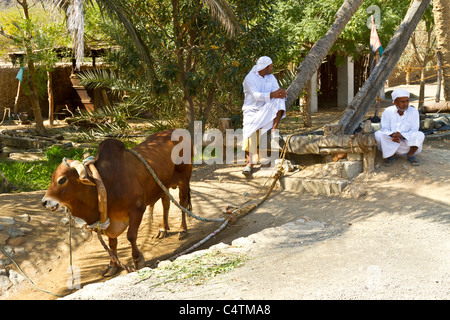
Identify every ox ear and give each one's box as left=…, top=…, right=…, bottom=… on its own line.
left=68, top=160, right=96, bottom=186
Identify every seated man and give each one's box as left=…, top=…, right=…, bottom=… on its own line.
left=241, top=56, right=286, bottom=175
left=374, top=88, right=425, bottom=166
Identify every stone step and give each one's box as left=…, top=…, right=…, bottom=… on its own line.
left=1, top=147, right=46, bottom=162
left=0, top=134, right=51, bottom=149
left=280, top=174, right=349, bottom=195
left=250, top=168, right=349, bottom=195
left=234, top=161, right=363, bottom=195
left=315, top=160, right=363, bottom=180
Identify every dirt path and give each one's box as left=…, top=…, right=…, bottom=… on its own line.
left=60, top=136, right=450, bottom=300
left=1, top=134, right=449, bottom=300
left=1, top=162, right=263, bottom=299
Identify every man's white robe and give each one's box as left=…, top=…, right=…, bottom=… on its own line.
left=242, top=71, right=286, bottom=141
left=374, top=105, right=425, bottom=158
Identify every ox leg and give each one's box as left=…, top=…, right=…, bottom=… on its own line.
left=127, top=211, right=146, bottom=270
left=103, top=237, right=121, bottom=277
left=156, top=193, right=171, bottom=239
left=178, top=184, right=191, bottom=240
left=145, top=205, right=154, bottom=223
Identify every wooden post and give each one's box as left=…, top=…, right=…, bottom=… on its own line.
left=218, top=117, right=232, bottom=147
left=47, top=71, right=54, bottom=126
left=218, top=118, right=232, bottom=162
left=435, top=48, right=442, bottom=103
left=13, top=80, right=21, bottom=114
left=406, top=67, right=412, bottom=85
left=363, top=148, right=376, bottom=173
left=101, top=89, right=111, bottom=107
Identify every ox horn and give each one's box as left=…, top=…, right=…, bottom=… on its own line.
left=68, top=159, right=96, bottom=186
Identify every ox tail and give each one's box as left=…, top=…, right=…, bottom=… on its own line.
left=187, top=187, right=192, bottom=212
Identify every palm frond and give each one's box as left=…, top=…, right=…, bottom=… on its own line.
left=44, top=0, right=71, bottom=12
left=46, top=0, right=158, bottom=84
left=45, top=0, right=84, bottom=68
left=71, top=102, right=133, bottom=139
left=77, top=68, right=140, bottom=94
left=201, top=0, right=241, bottom=37
left=278, top=69, right=296, bottom=90
left=91, top=0, right=157, bottom=82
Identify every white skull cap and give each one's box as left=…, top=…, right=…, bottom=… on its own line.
left=391, top=89, right=410, bottom=102
left=252, top=56, right=273, bottom=73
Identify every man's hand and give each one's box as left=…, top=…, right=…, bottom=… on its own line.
left=270, top=88, right=287, bottom=99
left=390, top=132, right=403, bottom=143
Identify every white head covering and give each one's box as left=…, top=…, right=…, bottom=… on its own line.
left=391, top=89, right=410, bottom=102
left=250, top=56, right=273, bottom=74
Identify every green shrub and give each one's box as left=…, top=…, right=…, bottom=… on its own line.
left=0, top=145, right=95, bottom=192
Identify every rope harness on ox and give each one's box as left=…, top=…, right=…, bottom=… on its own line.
left=82, top=155, right=133, bottom=273
left=65, top=155, right=131, bottom=272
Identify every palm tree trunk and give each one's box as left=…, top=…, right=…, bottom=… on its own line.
left=433, top=0, right=450, bottom=101
left=285, top=0, right=364, bottom=108
left=172, top=0, right=194, bottom=136
left=302, top=82, right=312, bottom=127
left=339, top=0, right=431, bottom=135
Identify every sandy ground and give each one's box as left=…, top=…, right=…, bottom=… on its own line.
left=56, top=136, right=450, bottom=300
left=1, top=134, right=449, bottom=300
left=0, top=83, right=449, bottom=300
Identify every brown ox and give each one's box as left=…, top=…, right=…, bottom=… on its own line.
left=42, top=130, right=192, bottom=276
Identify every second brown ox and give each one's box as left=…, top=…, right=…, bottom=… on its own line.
left=42, top=130, right=193, bottom=276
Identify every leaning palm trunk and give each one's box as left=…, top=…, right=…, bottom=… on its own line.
left=285, top=0, right=364, bottom=108
left=338, top=0, right=431, bottom=135
left=433, top=0, right=450, bottom=101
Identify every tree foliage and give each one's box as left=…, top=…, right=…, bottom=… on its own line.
left=88, top=0, right=421, bottom=131
left=79, top=0, right=289, bottom=131
left=0, top=4, right=69, bottom=60
left=2, top=0, right=437, bottom=134
left=274, top=0, right=414, bottom=67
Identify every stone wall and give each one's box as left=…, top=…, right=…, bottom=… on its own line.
left=0, top=63, right=87, bottom=119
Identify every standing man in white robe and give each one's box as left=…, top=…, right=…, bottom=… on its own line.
left=241, top=56, right=286, bottom=175
left=374, top=89, right=425, bottom=166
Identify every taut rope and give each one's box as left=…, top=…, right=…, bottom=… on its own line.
left=128, top=134, right=294, bottom=261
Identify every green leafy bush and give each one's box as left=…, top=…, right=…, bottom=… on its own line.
left=0, top=145, right=95, bottom=192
